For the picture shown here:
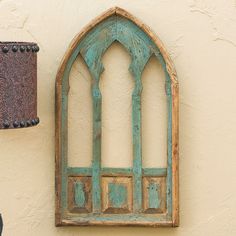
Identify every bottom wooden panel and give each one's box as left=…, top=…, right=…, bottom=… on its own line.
left=68, top=176, right=92, bottom=213
left=59, top=214, right=173, bottom=227
left=143, top=177, right=166, bottom=214
left=102, top=177, right=132, bottom=213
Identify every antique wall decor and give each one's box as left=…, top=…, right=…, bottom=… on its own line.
left=0, top=41, right=39, bottom=236
left=55, top=7, right=179, bottom=227
left=0, top=42, right=39, bottom=129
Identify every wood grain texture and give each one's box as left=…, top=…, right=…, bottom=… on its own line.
left=67, top=167, right=167, bottom=177
left=102, top=177, right=132, bottom=213
left=55, top=6, right=179, bottom=227
left=143, top=177, right=166, bottom=214
left=68, top=177, right=92, bottom=213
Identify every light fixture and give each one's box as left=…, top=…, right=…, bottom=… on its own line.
left=0, top=42, right=39, bottom=129
left=0, top=41, right=40, bottom=235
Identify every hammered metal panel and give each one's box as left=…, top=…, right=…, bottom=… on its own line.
left=0, top=42, right=39, bottom=129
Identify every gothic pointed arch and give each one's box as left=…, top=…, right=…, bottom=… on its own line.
left=55, top=7, right=179, bottom=227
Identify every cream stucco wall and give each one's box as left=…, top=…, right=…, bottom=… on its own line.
left=0, top=0, right=236, bottom=235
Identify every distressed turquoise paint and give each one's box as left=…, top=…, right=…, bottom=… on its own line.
left=115, top=18, right=152, bottom=213
left=117, top=17, right=153, bottom=213
left=74, top=181, right=86, bottom=207
left=77, top=15, right=154, bottom=214
left=59, top=14, right=173, bottom=224
left=166, top=88, right=173, bottom=218
left=102, top=167, right=132, bottom=176
left=143, top=168, right=167, bottom=177
left=67, top=167, right=167, bottom=177
left=79, top=17, right=116, bottom=213
left=60, top=34, right=84, bottom=215
left=148, top=182, right=160, bottom=209
left=60, top=78, right=69, bottom=215
left=91, top=83, right=102, bottom=213
left=67, top=167, right=92, bottom=176
left=108, top=183, right=127, bottom=208
left=132, top=91, right=143, bottom=212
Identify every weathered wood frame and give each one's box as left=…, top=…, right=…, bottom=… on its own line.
left=55, top=7, right=179, bottom=227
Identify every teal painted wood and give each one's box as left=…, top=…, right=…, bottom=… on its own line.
left=166, top=91, right=173, bottom=219
left=67, top=167, right=167, bottom=177
left=60, top=75, right=69, bottom=215
left=78, top=15, right=155, bottom=214
left=102, top=167, right=132, bottom=176
left=148, top=182, right=160, bottom=209
left=67, top=167, right=92, bottom=176
left=79, top=17, right=116, bottom=213
left=74, top=181, right=86, bottom=207
left=132, top=92, right=143, bottom=212
left=91, top=84, right=102, bottom=213
left=116, top=17, right=153, bottom=212
left=57, top=12, right=176, bottom=225
left=143, top=168, right=167, bottom=176
left=108, top=183, right=127, bottom=208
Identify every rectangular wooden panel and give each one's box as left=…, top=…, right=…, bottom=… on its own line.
left=68, top=177, right=92, bottom=213
left=143, top=177, right=166, bottom=214
left=102, top=177, right=132, bottom=213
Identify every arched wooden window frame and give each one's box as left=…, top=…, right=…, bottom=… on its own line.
left=55, top=7, right=179, bottom=227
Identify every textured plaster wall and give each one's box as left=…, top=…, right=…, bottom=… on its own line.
left=0, top=0, right=236, bottom=235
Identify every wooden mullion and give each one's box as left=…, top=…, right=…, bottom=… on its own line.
left=92, top=80, right=102, bottom=213
left=132, top=78, right=143, bottom=213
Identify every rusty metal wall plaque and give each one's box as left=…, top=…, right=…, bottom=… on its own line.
left=0, top=42, right=40, bottom=129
